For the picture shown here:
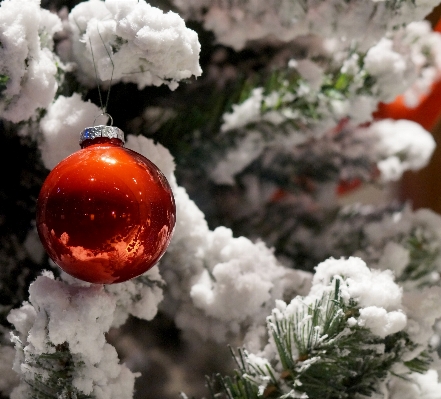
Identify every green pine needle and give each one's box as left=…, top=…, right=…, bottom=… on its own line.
left=18, top=342, right=92, bottom=399
left=208, top=280, right=431, bottom=399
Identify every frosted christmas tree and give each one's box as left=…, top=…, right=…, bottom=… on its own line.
left=2, top=0, right=441, bottom=398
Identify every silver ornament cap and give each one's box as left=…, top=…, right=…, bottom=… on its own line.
left=79, top=125, right=125, bottom=146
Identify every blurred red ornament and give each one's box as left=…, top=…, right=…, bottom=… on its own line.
left=36, top=125, right=176, bottom=284
left=336, top=178, right=362, bottom=196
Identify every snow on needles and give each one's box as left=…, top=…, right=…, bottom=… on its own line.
left=311, top=257, right=406, bottom=338
left=0, top=0, right=62, bottom=123
left=7, top=273, right=137, bottom=399
left=210, top=20, right=441, bottom=185
left=312, top=257, right=403, bottom=310
left=68, top=0, right=202, bottom=90
left=258, top=257, right=407, bottom=373
left=105, top=265, right=165, bottom=328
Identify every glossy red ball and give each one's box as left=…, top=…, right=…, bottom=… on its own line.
left=36, top=137, right=176, bottom=284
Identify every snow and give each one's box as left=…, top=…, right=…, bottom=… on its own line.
left=0, top=345, right=19, bottom=396
left=402, top=286, right=441, bottom=345
left=364, top=39, right=409, bottom=102
left=39, top=94, right=106, bottom=170
left=311, top=257, right=403, bottom=311
left=68, top=0, right=201, bottom=89
left=377, top=242, right=411, bottom=278
left=364, top=119, right=436, bottom=182
left=208, top=17, right=441, bottom=185
left=210, top=131, right=265, bottom=184
left=105, top=266, right=164, bottom=328
left=174, top=0, right=440, bottom=51
left=221, top=88, right=264, bottom=132
left=357, top=307, right=407, bottom=338
left=125, top=134, right=176, bottom=184
left=3, top=0, right=441, bottom=397
left=190, top=229, right=282, bottom=322
left=129, top=135, right=311, bottom=341
left=389, top=370, right=441, bottom=399
left=7, top=273, right=138, bottom=399
left=0, top=0, right=62, bottom=122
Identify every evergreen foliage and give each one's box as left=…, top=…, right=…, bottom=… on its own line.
left=209, top=279, right=431, bottom=399
left=2, top=0, right=441, bottom=398
left=10, top=337, right=92, bottom=399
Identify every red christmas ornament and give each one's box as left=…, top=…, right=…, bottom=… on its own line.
left=36, top=125, right=176, bottom=284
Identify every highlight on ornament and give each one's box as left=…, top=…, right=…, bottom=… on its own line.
left=36, top=123, right=176, bottom=284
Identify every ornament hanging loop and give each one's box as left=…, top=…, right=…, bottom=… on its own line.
left=94, top=112, right=113, bottom=127
left=89, top=27, right=115, bottom=120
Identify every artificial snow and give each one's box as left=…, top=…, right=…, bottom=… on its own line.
left=312, top=257, right=403, bottom=311
left=364, top=38, right=409, bottom=102
left=39, top=93, right=106, bottom=170
left=210, top=132, right=265, bottom=184
left=221, top=88, right=263, bottom=132
left=7, top=273, right=137, bottom=399
left=174, top=0, right=440, bottom=51
left=0, top=345, right=19, bottom=396
left=402, top=286, right=441, bottom=345
left=389, top=369, right=441, bottom=399
left=4, top=0, right=441, bottom=397
left=0, top=0, right=62, bottom=122
left=129, top=135, right=311, bottom=341
left=357, top=307, right=407, bottom=338
left=68, top=0, right=201, bottom=89
left=105, top=266, right=164, bottom=328
left=207, top=13, right=441, bottom=185
left=363, top=119, right=436, bottom=182
left=125, top=134, right=176, bottom=184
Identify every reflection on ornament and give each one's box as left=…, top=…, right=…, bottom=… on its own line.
left=36, top=125, right=176, bottom=284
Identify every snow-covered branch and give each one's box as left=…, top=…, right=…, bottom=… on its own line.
left=0, top=0, right=63, bottom=123
left=7, top=272, right=137, bottom=399
left=68, top=0, right=201, bottom=89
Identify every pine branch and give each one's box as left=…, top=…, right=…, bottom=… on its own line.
left=208, top=279, right=431, bottom=399
left=398, top=230, right=440, bottom=284
left=12, top=338, right=92, bottom=399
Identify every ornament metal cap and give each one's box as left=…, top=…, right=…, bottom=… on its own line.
left=79, top=125, right=125, bottom=145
